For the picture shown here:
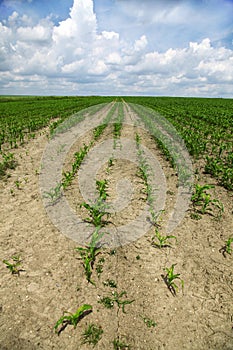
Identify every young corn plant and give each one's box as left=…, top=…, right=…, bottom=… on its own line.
left=43, top=182, right=62, bottom=203
left=80, top=201, right=109, bottom=227
left=113, top=113, right=123, bottom=149
left=148, top=208, right=164, bottom=228
left=93, top=124, right=107, bottom=140
left=73, top=144, right=90, bottom=173
left=80, top=179, right=110, bottom=227
left=135, top=134, right=154, bottom=206
left=3, top=255, right=23, bottom=275
left=152, top=229, right=177, bottom=249
left=106, top=156, right=114, bottom=174
left=0, top=152, right=17, bottom=178
left=62, top=171, right=73, bottom=189
left=191, top=184, right=224, bottom=219
left=54, top=304, right=92, bottom=335
left=81, top=323, right=103, bottom=346
left=76, top=227, right=105, bottom=284
left=220, top=237, right=233, bottom=257
left=96, top=179, right=109, bottom=201
left=225, top=237, right=233, bottom=254
left=162, top=264, right=184, bottom=296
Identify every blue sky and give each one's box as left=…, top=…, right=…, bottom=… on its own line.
left=0, top=0, right=233, bottom=96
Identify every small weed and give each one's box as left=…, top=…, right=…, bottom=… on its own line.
left=162, top=264, right=184, bottom=296
left=109, top=249, right=116, bottom=255
left=136, top=255, right=140, bottom=260
left=152, top=230, right=177, bottom=249
left=54, top=304, right=92, bottom=335
left=113, top=337, right=131, bottom=349
left=190, top=212, right=201, bottom=220
left=99, top=296, right=114, bottom=309
left=3, top=255, right=23, bottom=275
left=96, top=257, right=105, bottom=278
left=140, top=315, right=157, bottom=328
left=82, top=323, right=103, bottom=347
left=103, top=279, right=117, bottom=288
left=99, top=291, right=134, bottom=313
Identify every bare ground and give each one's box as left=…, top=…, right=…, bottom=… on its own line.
left=0, top=103, right=232, bottom=350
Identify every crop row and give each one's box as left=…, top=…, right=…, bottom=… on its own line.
left=0, top=96, right=115, bottom=178
left=3, top=101, right=232, bottom=348
left=0, top=96, right=115, bottom=150
left=124, top=97, right=233, bottom=190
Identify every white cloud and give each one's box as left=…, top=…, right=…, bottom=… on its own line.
left=134, top=35, right=148, bottom=51
left=0, top=0, right=232, bottom=97
left=17, top=24, right=52, bottom=42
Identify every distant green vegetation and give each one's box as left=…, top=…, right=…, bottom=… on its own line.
left=1, top=95, right=232, bottom=189
left=124, top=96, right=233, bottom=190
left=0, top=95, right=115, bottom=177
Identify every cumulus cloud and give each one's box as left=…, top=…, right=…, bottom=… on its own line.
left=0, top=0, right=232, bottom=96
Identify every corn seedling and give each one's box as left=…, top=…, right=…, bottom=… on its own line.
left=162, top=264, right=184, bottom=296
left=140, top=315, right=157, bottom=328
left=152, top=229, right=177, bottom=249
left=0, top=152, right=17, bottom=178
left=80, top=201, right=109, bottom=227
left=62, top=171, right=73, bottom=189
left=93, top=124, right=107, bottom=140
left=80, top=179, right=110, bottom=227
left=225, top=237, right=233, bottom=254
left=96, top=179, right=109, bottom=201
left=76, top=228, right=105, bottom=284
left=43, top=182, right=62, bottom=203
left=220, top=237, right=233, bottom=257
left=108, top=157, right=114, bottom=168
left=99, top=291, right=134, bottom=313
left=106, top=156, right=114, bottom=174
left=136, top=141, right=155, bottom=207
left=82, top=323, right=103, bottom=346
left=135, top=132, right=141, bottom=147
left=113, top=337, right=131, bottom=350
left=3, top=255, right=23, bottom=275
left=54, top=304, right=92, bottom=335
left=191, top=184, right=224, bottom=219
left=14, top=180, right=21, bottom=189
left=148, top=208, right=164, bottom=227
